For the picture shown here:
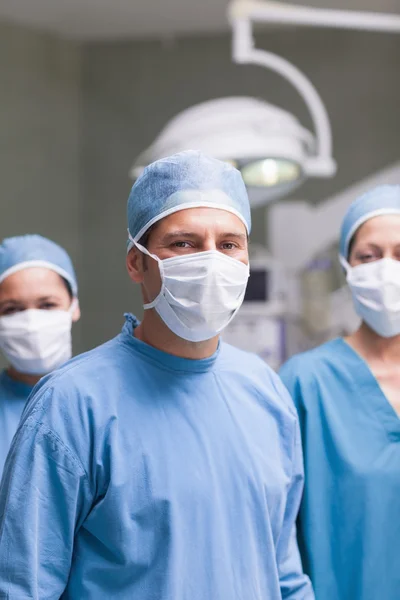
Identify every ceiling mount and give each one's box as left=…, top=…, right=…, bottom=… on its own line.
left=131, top=0, right=400, bottom=207
left=229, top=1, right=400, bottom=33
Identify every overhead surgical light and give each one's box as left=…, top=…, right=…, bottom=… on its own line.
left=131, top=1, right=400, bottom=207
left=131, top=96, right=316, bottom=206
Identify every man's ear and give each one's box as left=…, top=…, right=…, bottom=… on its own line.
left=126, top=247, right=146, bottom=283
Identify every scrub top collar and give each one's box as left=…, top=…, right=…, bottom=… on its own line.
left=337, top=337, right=400, bottom=440
left=120, top=313, right=220, bottom=374
left=0, top=370, right=35, bottom=398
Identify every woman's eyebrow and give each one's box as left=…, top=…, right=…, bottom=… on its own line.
left=36, top=295, right=60, bottom=302
left=0, top=299, right=20, bottom=310
left=354, top=242, right=380, bottom=250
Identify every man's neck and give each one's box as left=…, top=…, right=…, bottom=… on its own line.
left=134, top=312, right=219, bottom=360
left=6, top=367, right=40, bottom=387
left=346, top=323, right=400, bottom=365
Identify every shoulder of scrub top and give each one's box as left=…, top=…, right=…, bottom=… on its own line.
left=279, top=338, right=344, bottom=411
left=219, top=340, right=300, bottom=421
left=15, top=334, right=122, bottom=437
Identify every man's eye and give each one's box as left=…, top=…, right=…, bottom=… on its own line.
left=222, top=243, right=236, bottom=250
left=173, top=241, right=191, bottom=248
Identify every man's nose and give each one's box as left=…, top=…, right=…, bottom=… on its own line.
left=202, top=238, right=217, bottom=252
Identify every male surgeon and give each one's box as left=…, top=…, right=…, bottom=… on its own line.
left=0, top=151, right=313, bottom=599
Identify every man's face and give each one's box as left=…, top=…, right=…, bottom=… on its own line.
left=127, top=207, right=249, bottom=305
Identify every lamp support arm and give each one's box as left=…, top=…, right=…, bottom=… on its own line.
left=230, top=1, right=400, bottom=34
left=230, top=0, right=400, bottom=176
left=231, top=17, right=335, bottom=176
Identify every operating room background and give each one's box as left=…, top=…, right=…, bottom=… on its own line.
left=1, top=18, right=400, bottom=358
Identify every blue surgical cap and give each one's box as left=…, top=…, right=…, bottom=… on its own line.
left=340, top=185, right=400, bottom=259
left=0, top=234, right=78, bottom=296
left=127, top=150, right=251, bottom=244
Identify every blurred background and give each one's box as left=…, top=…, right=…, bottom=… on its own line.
left=1, top=0, right=400, bottom=369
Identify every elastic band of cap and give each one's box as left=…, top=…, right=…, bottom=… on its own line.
left=128, top=199, right=249, bottom=249
left=0, top=260, right=78, bottom=296
left=344, top=208, right=400, bottom=258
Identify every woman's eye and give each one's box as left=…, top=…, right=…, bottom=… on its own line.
left=361, top=255, right=377, bottom=262
left=1, top=307, right=19, bottom=316
left=40, top=302, right=58, bottom=310
left=355, top=252, right=379, bottom=262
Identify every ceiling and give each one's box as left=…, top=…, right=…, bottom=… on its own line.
left=1, top=0, right=399, bottom=41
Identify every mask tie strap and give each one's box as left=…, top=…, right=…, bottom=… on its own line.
left=127, top=230, right=165, bottom=310
left=68, top=298, right=79, bottom=315
left=339, top=255, right=351, bottom=273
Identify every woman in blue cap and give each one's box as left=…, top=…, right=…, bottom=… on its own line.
left=0, top=234, right=79, bottom=478
left=280, top=185, right=400, bottom=600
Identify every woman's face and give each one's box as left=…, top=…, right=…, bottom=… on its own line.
left=0, top=267, right=80, bottom=321
left=348, top=215, right=400, bottom=267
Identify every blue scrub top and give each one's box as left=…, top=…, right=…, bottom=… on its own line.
left=0, top=370, right=33, bottom=480
left=0, top=314, right=312, bottom=600
left=280, top=338, right=400, bottom=600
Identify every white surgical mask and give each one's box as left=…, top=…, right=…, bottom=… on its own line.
left=134, top=239, right=249, bottom=342
left=0, top=301, right=77, bottom=375
left=341, top=256, right=400, bottom=338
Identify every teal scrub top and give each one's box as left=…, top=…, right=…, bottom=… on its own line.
left=0, top=370, right=33, bottom=480
left=280, top=338, right=400, bottom=600
left=0, top=314, right=313, bottom=600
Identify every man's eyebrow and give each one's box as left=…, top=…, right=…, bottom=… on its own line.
left=161, top=231, right=202, bottom=242
left=162, top=231, right=247, bottom=241
left=221, top=233, right=247, bottom=241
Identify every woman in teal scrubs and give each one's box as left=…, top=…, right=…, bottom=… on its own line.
left=0, top=234, right=79, bottom=479
left=280, top=185, right=400, bottom=600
